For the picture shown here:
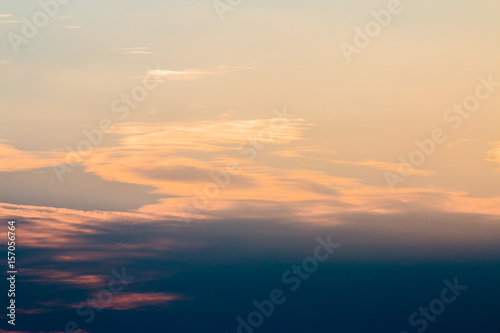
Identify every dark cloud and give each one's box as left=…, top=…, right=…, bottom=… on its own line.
left=0, top=166, right=163, bottom=211
left=4, top=209, right=500, bottom=333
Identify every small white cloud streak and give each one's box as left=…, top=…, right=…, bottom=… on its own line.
left=145, top=65, right=252, bottom=81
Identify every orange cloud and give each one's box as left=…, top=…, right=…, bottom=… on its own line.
left=0, top=141, right=65, bottom=172
left=1, top=115, right=500, bottom=225
left=106, top=117, right=310, bottom=150
left=23, top=269, right=107, bottom=287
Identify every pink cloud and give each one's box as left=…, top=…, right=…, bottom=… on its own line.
left=73, top=292, right=182, bottom=310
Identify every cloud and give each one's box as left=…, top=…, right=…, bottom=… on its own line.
left=105, top=117, right=310, bottom=151
left=0, top=20, right=21, bottom=24
left=0, top=14, right=19, bottom=24
left=118, top=47, right=155, bottom=55
left=0, top=166, right=162, bottom=212
left=73, top=292, right=182, bottom=310
left=145, top=65, right=252, bottom=81
left=0, top=113, right=326, bottom=223
left=3, top=114, right=500, bottom=223
left=1, top=199, right=499, bottom=327
left=1, top=114, right=500, bottom=223
left=0, top=141, right=66, bottom=172
left=23, top=269, right=107, bottom=287
left=118, top=46, right=156, bottom=54
left=146, top=68, right=211, bottom=80
left=0, top=202, right=165, bottom=256
left=75, top=117, right=321, bottom=218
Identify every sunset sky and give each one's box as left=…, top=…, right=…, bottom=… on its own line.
left=1, top=1, right=499, bottom=332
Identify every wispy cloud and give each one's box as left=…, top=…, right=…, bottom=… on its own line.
left=0, top=20, right=21, bottom=24
left=145, top=69, right=213, bottom=81
left=72, top=292, right=182, bottom=310
left=106, top=117, right=310, bottom=150
left=118, top=46, right=155, bottom=55
left=0, top=13, right=18, bottom=24
left=23, top=269, right=107, bottom=287
left=145, top=65, right=252, bottom=81
left=0, top=141, right=66, bottom=172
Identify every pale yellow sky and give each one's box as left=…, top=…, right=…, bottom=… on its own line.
left=0, top=0, right=499, bottom=225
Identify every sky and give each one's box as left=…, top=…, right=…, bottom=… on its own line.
left=0, top=1, right=499, bottom=332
